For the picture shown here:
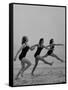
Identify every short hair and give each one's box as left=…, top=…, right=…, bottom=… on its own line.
left=39, top=38, right=44, bottom=45
left=49, top=38, right=54, bottom=44
left=22, top=36, right=28, bottom=44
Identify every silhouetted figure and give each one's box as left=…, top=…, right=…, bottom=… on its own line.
left=14, top=36, right=34, bottom=80
left=42, top=38, right=64, bottom=62
left=31, top=38, right=53, bottom=76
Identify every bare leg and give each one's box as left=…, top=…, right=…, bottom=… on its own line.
left=31, top=58, right=38, bottom=76
left=20, top=61, right=25, bottom=77
left=23, top=62, right=31, bottom=71
left=15, top=59, right=31, bottom=80
left=37, top=56, right=53, bottom=66
left=15, top=60, right=25, bottom=80
left=42, top=53, right=48, bottom=58
left=15, top=68, right=23, bottom=80
left=50, top=53, right=64, bottom=62
left=21, top=58, right=31, bottom=77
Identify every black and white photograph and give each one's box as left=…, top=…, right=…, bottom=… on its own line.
left=9, top=3, right=66, bottom=86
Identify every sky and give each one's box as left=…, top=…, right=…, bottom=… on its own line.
left=13, top=4, right=65, bottom=67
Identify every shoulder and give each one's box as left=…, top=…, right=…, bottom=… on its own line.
left=21, top=44, right=26, bottom=48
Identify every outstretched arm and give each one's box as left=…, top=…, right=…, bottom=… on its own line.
left=53, top=44, right=64, bottom=46
left=44, top=44, right=64, bottom=48
left=30, top=44, right=38, bottom=51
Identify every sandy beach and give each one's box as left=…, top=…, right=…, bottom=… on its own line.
left=13, top=62, right=65, bottom=86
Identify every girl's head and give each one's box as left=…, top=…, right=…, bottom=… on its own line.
left=49, top=38, right=54, bottom=44
left=39, top=38, right=44, bottom=45
left=22, top=36, right=28, bottom=45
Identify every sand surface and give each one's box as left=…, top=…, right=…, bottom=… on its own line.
left=13, top=62, right=65, bottom=86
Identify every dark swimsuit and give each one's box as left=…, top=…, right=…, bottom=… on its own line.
left=47, top=45, right=54, bottom=55
left=19, top=46, right=29, bottom=61
left=34, top=46, right=43, bottom=58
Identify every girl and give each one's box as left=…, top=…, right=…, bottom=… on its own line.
left=31, top=38, right=54, bottom=76
left=42, top=38, right=64, bottom=62
left=14, top=36, right=34, bottom=80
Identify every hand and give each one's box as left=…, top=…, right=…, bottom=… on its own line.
left=31, top=46, right=35, bottom=50
left=45, top=47, right=49, bottom=50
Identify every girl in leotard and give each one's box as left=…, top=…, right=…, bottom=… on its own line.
left=14, top=36, right=34, bottom=80
left=42, top=38, right=64, bottom=62
left=31, top=38, right=54, bottom=76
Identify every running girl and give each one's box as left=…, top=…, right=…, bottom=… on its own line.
left=31, top=38, right=54, bottom=76
left=14, top=36, right=34, bottom=80
left=42, top=38, right=64, bottom=62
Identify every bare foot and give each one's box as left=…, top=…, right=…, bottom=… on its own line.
left=61, top=60, right=64, bottom=63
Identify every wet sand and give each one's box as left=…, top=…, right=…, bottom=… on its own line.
left=13, top=64, right=65, bottom=86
